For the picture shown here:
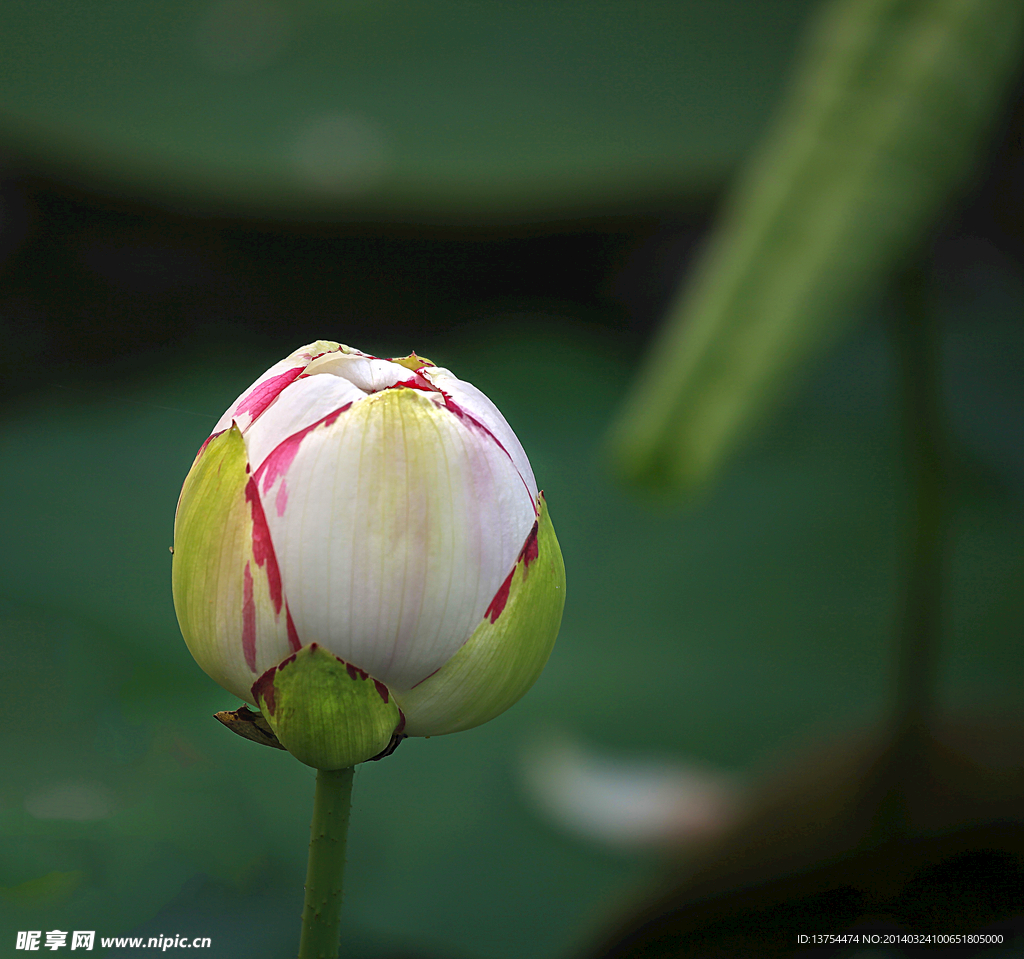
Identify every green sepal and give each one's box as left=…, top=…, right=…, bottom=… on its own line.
left=390, top=351, right=436, bottom=370
left=252, top=644, right=401, bottom=770
left=395, top=493, right=565, bottom=737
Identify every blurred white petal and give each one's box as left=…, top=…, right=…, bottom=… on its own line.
left=521, top=734, right=738, bottom=849
left=25, top=781, right=115, bottom=821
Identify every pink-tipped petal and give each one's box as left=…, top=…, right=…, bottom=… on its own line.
left=208, top=340, right=342, bottom=439
left=243, top=372, right=364, bottom=474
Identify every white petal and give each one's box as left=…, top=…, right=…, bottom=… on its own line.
left=243, top=372, right=366, bottom=476
left=261, top=388, right=536, bottom=690
left=209, top=340, right=341, bottom=437
left=421, top=366, right=538, bottom=503
left=303, top=351, right=416, bottom=393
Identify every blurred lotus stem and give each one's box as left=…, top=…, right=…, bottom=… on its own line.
left=884, top=262, right=948, bottom=814
left=298, top=767, right=354, bottom=959
left=606, top=0, right=1024, bottom=496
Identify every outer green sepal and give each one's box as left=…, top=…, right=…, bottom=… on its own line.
left=395, top=493, right=565, bottom=737
left=253, top=643, right=401, bottom=770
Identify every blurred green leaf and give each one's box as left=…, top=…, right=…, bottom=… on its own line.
left=0, top=0, right=818, bottom=218
left=607, top=0, right=1024, bottom=494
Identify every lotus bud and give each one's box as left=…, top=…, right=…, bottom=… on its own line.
left=172, top=342, right=565, bottom=769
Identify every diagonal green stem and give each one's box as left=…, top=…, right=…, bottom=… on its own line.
left=298, top=766, right=354, bottom=959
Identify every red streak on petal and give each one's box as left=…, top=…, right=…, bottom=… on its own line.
left=379, top=368, right=528, bottom=504
left=235, top=367, right=305, bottom=424
left=392, top=372, right=436, bottom=392
left=395, top=708, right=406, bottom=735
left=374, top=680, right=390, bottom=703
left=441, top=395, right=506, bottom=452
left=485, top=567, right=515, bottom=624
left=483, top=520, right=541, bottom=624
left=275, top=479, right=289, bottom=517
left=245, top=478, right=284, bottom=615
left=381, top=375, right=532, bottom=509
left=255, top=403, right=352, bottom=497
left=286, top=604, right=301, bottom=652
left=242, top=562, right=257, bottom=672
left=441, top=393, right=536, bottom=510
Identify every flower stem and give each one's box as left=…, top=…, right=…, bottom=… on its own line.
left=298, top=766, right=354, bottom=959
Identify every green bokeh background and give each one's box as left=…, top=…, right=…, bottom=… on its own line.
left=3, top=301, right=1023, bottom=956
left=0, top=1, right=1022, bottom=956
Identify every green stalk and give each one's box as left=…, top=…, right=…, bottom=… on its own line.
left=868, top=261, right=948, bottom=843
left=892, top=263, right=946, bottom=755
left=298, top=767, right=354, bottom=959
